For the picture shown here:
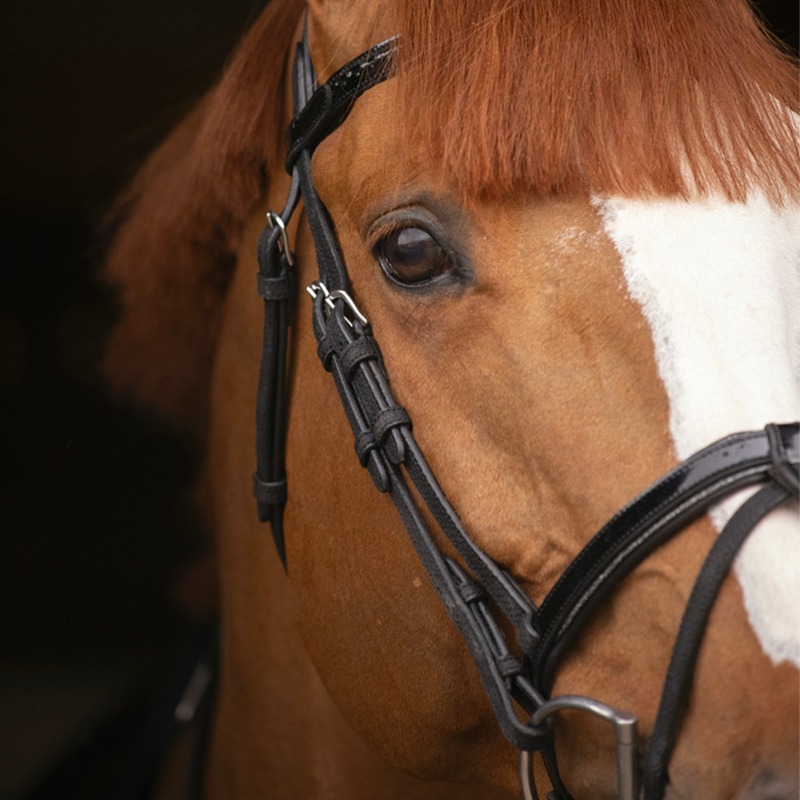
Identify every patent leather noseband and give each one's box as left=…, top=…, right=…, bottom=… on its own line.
left=252, top=31, right=800, bottom=800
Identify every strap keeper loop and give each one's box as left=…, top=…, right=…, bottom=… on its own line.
left=766, top=423, right=799, bottom=495
left=252, top=473, right=288, bottom=506
left=257, top=272, right=291, bottom=301
left=496, top=654, right=522, bottom=680
left=372, top=405, right=411, bottom=445
left=354, top=430, right=378, bottom=467
left=316, top=333, right=336, bottom=371
left=340, top=336, right=380, bottom=379
left=458, top=580, right=485, bottom=605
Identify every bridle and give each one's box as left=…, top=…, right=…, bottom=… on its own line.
left=252, top=29, right=800, bottom=800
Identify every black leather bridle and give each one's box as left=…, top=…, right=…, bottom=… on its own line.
left=252, top=30, right=800, bottom=800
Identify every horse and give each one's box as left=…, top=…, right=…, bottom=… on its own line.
left=102, top=0, right=800, bottom=797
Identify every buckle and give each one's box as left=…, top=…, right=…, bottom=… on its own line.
left=306, top=280, right=368, bottom=327
left=519, top=695, right=639, bottom=800
left=266, top=211, right=294, bottom=267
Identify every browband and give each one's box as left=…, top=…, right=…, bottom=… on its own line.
left=286, top=36, right=398, bottom=171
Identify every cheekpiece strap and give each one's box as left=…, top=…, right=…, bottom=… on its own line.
left=252, top=217, right=295, bottom=568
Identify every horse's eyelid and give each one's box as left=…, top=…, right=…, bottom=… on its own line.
left=366, top=224, right=399, bottom=253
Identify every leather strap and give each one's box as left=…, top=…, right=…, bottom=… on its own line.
left=532, top=424, right=799, bottom=691
left=286, top=36, right=398, bottom=172
left=310, top=294, right=550, bottom=751
left=253, top=219, right=294, bottom=566
left=641, top=479, right=791, bottom=798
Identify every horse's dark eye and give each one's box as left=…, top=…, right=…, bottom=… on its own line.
left=376, top=227, right=452, bottom=285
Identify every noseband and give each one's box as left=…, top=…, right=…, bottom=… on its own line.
left=252, top=30, right=800, bottom=800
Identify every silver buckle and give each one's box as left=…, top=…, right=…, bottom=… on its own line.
left=266, top=211, right=294, bottom=267
left=306, top=280, right=368, bottom=327
left=519, top=695, right=639, bottom=800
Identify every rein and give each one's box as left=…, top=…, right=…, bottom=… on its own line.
left=252, top=31, right=800, bottom=800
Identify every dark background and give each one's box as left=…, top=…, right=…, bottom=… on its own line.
left=1, top=2, right=265, bottom=797
left=0, top=2, right=796, bottom=798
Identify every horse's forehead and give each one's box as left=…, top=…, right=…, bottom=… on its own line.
left=596, top=192, right=800, bottom=667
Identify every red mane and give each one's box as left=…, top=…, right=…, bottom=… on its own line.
left=103, top=0, right=304, bottom=435
left=397, top=0, right=799, bottom=203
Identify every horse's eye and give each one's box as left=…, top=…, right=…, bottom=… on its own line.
left=375, top=227, right=452, bottom=285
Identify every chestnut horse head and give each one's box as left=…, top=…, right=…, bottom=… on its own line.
left=104, top=1, right=799, bottom=798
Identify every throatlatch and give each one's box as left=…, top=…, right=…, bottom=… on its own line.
left=253, top=27, right=800, bottom=800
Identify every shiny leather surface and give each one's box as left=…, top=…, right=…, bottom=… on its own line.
left=533, top=423, right=799, bottom=690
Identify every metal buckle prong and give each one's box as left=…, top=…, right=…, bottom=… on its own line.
left=519, top=695, right=639, bottom=800
left=306, top=281, right=368, bottom=327
left=266, top=211, right=295, bottom=266
left=306, top=280, right=332, bottom=308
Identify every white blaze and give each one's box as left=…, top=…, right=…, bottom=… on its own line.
left=595, top=192, right=800, bottom=666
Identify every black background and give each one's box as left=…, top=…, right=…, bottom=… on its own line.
left=0, top=2, right=796, bottom=797
left=1, top=2, right=264, bottom=796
